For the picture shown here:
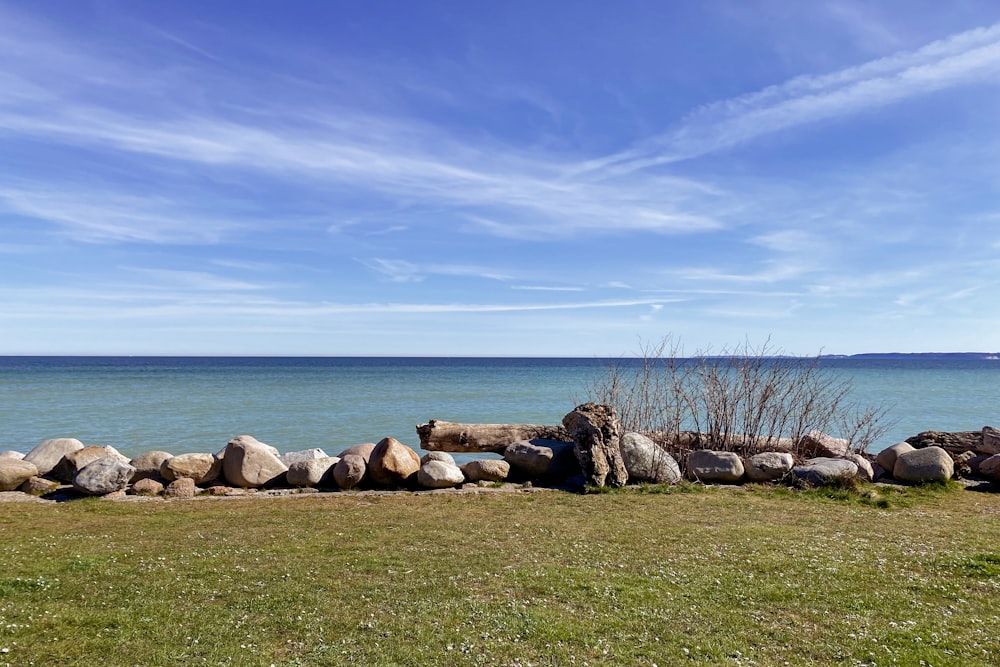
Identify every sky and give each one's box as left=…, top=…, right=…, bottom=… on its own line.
left=2, top=0, right=1000, bottom=356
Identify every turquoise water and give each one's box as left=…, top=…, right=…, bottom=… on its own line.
left=0, top=357, right=997, bottom=457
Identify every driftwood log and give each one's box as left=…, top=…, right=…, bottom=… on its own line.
left=416, top=420, right=569, bottom=453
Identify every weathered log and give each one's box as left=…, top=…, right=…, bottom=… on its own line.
left=416, top=420, right=569, bottom=453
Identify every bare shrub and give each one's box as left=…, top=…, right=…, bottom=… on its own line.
left=588, top=336, right=892, bottom=461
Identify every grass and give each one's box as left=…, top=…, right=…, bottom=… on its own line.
left=0, top=484, right=998, bottom=666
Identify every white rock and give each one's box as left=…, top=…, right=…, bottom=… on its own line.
left=23, top=438, right=84, bottom=476
left=417, top=460, right=465, bottom=489
left=745, top=452, right=794, bottom=482
left=619, top=432, right=681, bottom=484
left=686, top=450, right=744, bottom=483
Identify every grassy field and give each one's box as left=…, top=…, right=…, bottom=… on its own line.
left=1, top=483, right=998, bottom=666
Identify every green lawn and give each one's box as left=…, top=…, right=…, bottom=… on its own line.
left=1, top=484, right=998, bottom=666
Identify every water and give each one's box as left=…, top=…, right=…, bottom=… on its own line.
left=0, top=357, right=997, bottom=457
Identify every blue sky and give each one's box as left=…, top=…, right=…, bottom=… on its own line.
left=2, top=1, right=1000, bottom=356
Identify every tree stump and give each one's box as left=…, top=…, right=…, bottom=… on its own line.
left=562, top=403, right=627, bottom=488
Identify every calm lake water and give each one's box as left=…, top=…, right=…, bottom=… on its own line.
left=0, top=357, right=997, bottom=457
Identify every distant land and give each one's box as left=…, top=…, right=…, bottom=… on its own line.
left=820, top=352, right=1000, bottom=360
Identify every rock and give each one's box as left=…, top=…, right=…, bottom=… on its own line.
left=0, top=459, right=40, bottom=491
left=460, top=459, right=510, bottom=483
left=337, top=443, right=377, bottom=462
left=53, top=445, right=130, bottom=482
left=0, top=451, right=25, bottom=460
left=102, top=490, right=127, bottom=500
left=798, top=431, right=850, bottom=459
left=222, top=435, right=289, bottom=488
left=503, top=439, right=578, bottom=480
left=131, top=478, right=165, bottom=496
left=876, top=442, right=915, bottom=473
left=20, top=476, right=59, bottom=495
left=850, top=454, right=875, bottom=482
left=792, top=457, right=860, bottom=485
left=23, top=438, right=84, bottom=476
left=368, top=437, right=420, bottom=488
left=130, top=451, right=173, bottom=481
left=417, top=460, right=465, bottom=489
left=205, top=484, right=231, bottom=496
left=72, top=458, right=136, bottom=496
left=332, top=454, right=367, bottom=489
left=618, top=432, right=681, bottom=484
left=893, top=446, right=954, bottom=483
left=981, top=427, right=1000, bottom=455
left=976, top=454, right=1000, bottom=480
left=421, top=451, right=456, bottom=466
left=562, top=403, right=627, bottom=488
left=745, top=452, right=794, bottom=482
left=161, top=453, right=222, bottom=484
left=279, top=448, right=329, bottom=467
left=686, top=450, right=745, bottom=483
left=286, top=456, right=340, bottom=487
left=164, top=477, right=197, bottom=499
left=905, top=430, right=981, bottom=453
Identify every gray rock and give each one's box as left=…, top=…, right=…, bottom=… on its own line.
left=286, top=456, right=340, bottom=487
left=503, top=439, right=578, bottom=480
left=460, top=459, right=510, bottom=483
left=619, top=432, right=681, bottom=484
left=368, top=437, right=420, bottom=488
left=687, top=450, right=745, bottom=483
left=72, top=458, right=136, bottom=496
left=223, top=435, right=288, bottom=488
left=421, top=451, right=456, bottom=466
left=161, top=453, right=222, bottom=485
left=562, top=403, right=627, bottom=488
left=131, top=477, right=165, bottom=496
left=130, top=451, right=173, bottom=481
left=337, top=443, right=377, bottom=462
left=979, top=454, right=1000, bottom=480
left=0, top=451, right=25, bottom=461
left=417, top=460, right=465, bottom=489
left=53, top=445, right=130, bottom=482
left=745, top=452, right=794, bottom=482
left=850, top=454, right=875, bottom=482
left=23, top=438, right=84, bottom=476
left=876, top=442, right=915, bottom=473
left=0, top=459, right=39, bottom=491
left=893, top=446, right=954, bottom=483
left=981, top=426, right=1000, bottom=455
left=279, top=448, right=329, bottom=467
left=799, top=430, right=850, bottom=459
left=332, top=454, right=367, bottom=489
left=164, top=477, right=197, bottom=499
left=792, top=457, right=859, bottom=485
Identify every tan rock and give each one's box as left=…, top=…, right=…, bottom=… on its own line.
left=286, top=456, right=340, bottom=487
left=745, top=452, right=794, bottom=482
left=130, top=451, right=173, bottom=481
left=161, top=453, right=221, bottom=484
left=893, top=446, right=954, bottom=483
left=799, top=431, right=851, bottom=459
left=222, top=435, right=288, bottom=488
left=978, top=454, right=1000, bottom=480
left=332, top=454, right=367, bottom=489
left=23, top=438, right=84, bottom=476
left=461, top=459, right=510, bottom=483
left=875, top=442, right=915, bottom=473
left=368, top=437, right=420, bottom=488
left=0, top=451, right=25, bottom=460
left=0, top=459, right=39, bottom=491
left=20, top=475, right=59, bottom=495
left=850, top=454, right=875, bottom=482
left=131, top=478, right=165, bottom=496
left=164, top=477, right=197, bottom=499
left=337, top=443, right=377, bottom=462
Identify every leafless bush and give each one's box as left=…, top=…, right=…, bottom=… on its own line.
left=588, top=336, right=892, bottom=461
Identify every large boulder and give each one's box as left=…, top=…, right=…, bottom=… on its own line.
left=53, top=445, right=130, bottom=482
left=979, top=454, right=1000, bottom=480
left=161, top=453, right=222, bottom=485
left=792, top=458, right=859, bottom=485
left=73, top=458, right=136, bottom=496
left=131, top=478, right=164, bottom=496
left=0, top=459, right=39, bottom=492
left=562, top=403, right=627, bottom=488
left=893, top=446, right=954, bottom=483
left=850, top=454, right=875, bottom=482
left=332, top=454, right=367, bottom=489
left=417, top=460, right=465, bottom=489
left=279, top=448, right=329, bottom=467
left=368, top=437, right=420, bottom=488
left=21, top=476, right=59, bottom=496
left=286, top=456, right=340, bottom=487
left=130, top=451, right=173, bottom=482
left=876, top=442, right=915, bottom=473
left=461, top=459, right=510, bottom=483
left=23, top=438, right=84, bottom=476
left=618, top=432, right=681, bottom=484
left=421, top=451, right=456, bottom=466
left=981, top=427, right=1000, bottom=455
left=222, top=435, right=289, bottom=488
left=0, top=451, right=25, bottom=460
left=164, top=477, right=197, bottom=499
left=503, top=439, right=578, bottom=480
left=337, top=443, right=377, bottom=462
left=798, top=431, right=850, bottom=459
left=744, top=452, right=794, bottom=483
left=687, top=450, right=744, bottom=483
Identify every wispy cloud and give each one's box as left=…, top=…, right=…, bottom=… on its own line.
left=361, top=258, right=515, bottom=283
